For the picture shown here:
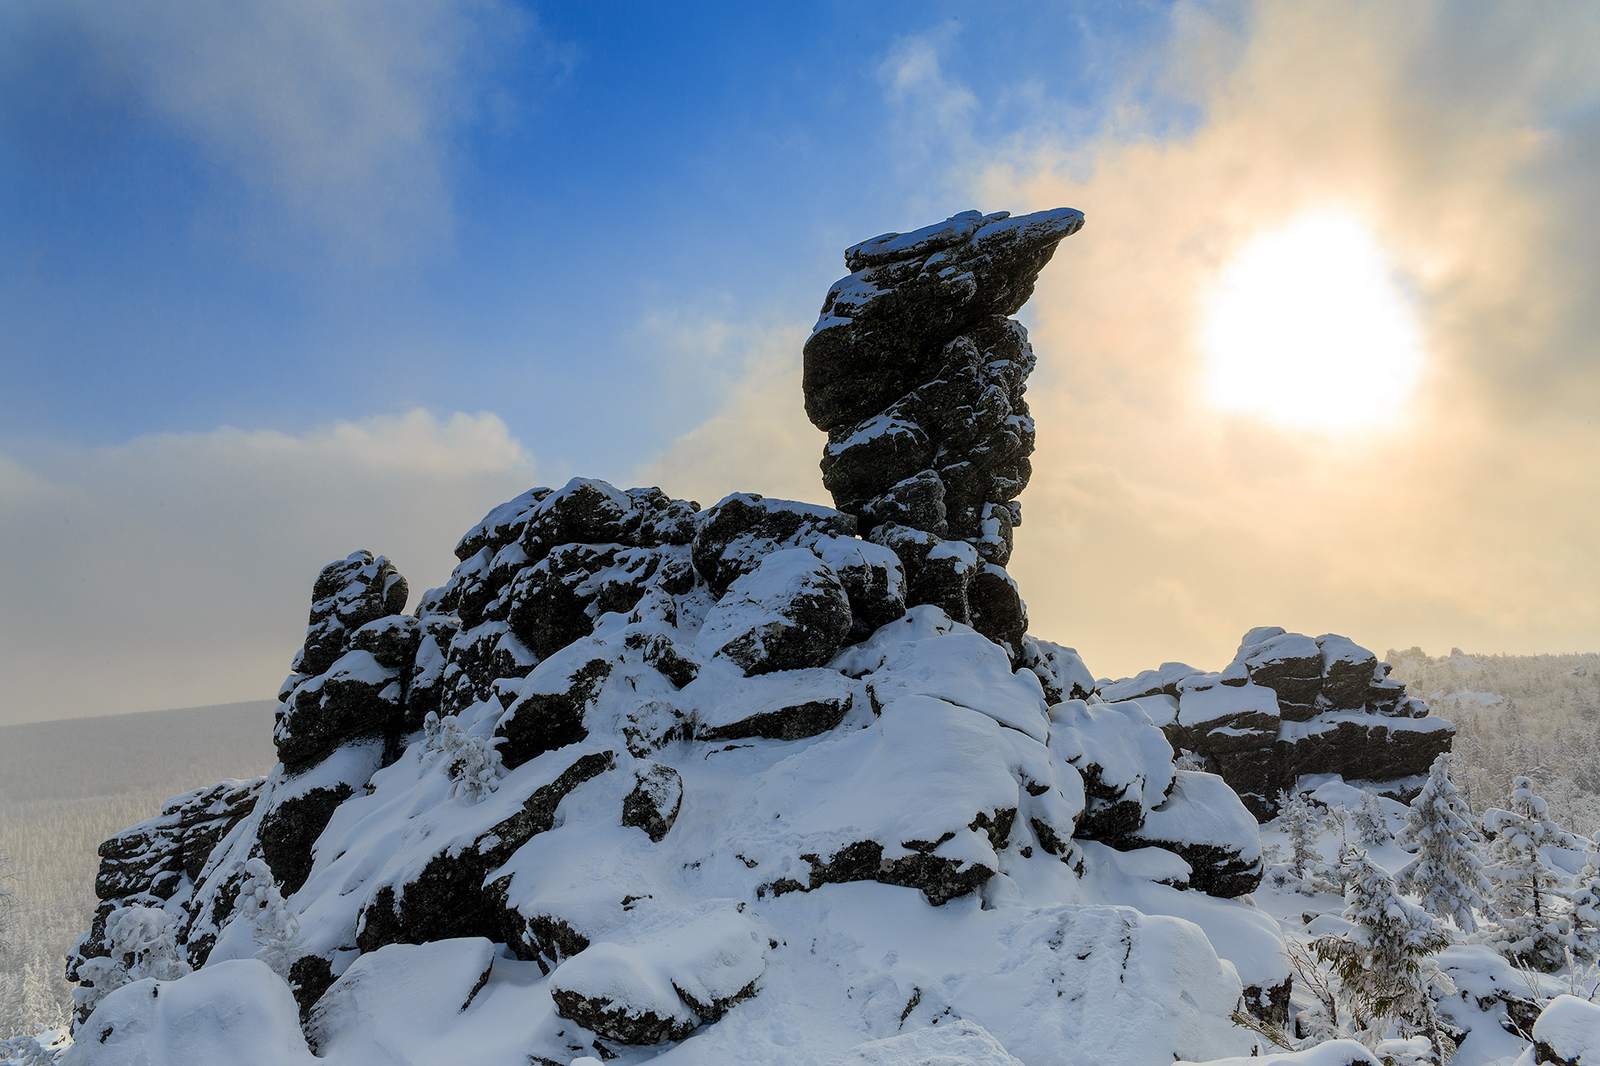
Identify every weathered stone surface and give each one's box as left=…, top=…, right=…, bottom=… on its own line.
left=694, top=549, right=853, bottom=676
left=802, top=208, right=1082, bottom=654
left=93, top=779, right=263, bottom=903
left=804, top=208, right=1084, bottom=433
left=258, top=784, right=354, bottom=894
left=1277, top=713, right=1455, bottom=784
left=690, top=493, right=855, bottom=597
left=621, top=762, right=683, bottom=843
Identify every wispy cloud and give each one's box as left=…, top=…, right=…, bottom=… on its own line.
left=0, top=411, right=539, bottom=723
left=0, top=0, right=537, bottom=262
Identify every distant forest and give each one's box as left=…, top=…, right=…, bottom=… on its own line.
left=1, top=702, right=276, bottom=1038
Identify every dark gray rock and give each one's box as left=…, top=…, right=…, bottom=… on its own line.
left=763, top=807, right=1015, bottom=907
left=357, top=750, right=616, bottom=953
left=494, top=642, right=613, bottom=770
left=695, top=549, right=853, bottom=676
left=690, top=493, right=856, bottom=597
left=803, top=208, right=1083, bottom=434
left=621, top=763, right=683, bottom=843
left=258, top=784, right=354, bottom=894
left=801, top=208, right=1082, bottom=653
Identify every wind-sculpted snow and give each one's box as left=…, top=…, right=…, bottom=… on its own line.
left=50, top=207, right=1472, bottom=1066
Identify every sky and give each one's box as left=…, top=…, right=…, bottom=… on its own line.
left=2, top=0, right=1598, bottom=725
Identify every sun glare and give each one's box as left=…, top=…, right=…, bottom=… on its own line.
left=1201, top=212, right=1424, bottom=433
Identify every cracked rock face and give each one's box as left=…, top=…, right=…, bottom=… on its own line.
left=802, top=207, right=1084, bottom=657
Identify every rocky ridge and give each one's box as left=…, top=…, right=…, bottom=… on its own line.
left=63, top=208, right=1452, bottom=1066
left=1101, top=626, right=1454, bottom=820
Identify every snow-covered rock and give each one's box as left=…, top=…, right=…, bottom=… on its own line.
left=1531, top=995, right=1600, bottom=1065
left=63, top=206, right=1461, bottom=1066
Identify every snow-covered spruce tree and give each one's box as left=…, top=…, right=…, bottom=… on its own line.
left=72, top=905, right=192, bottom=1023
left=423, top=711, right=505, bottom=803
left=1566, top=850, right=1600, bottom=965
left=1283, top=791, right=1324, bottom=890
left=1396, top=753, right=1489, bottom=933
left=1352, top=790, right=1391, bottom=848
left=236, top=858, right=301, bottom=982
left=1315, top=846, right=1454, bottom=1060
left=1482, top=777, right=1577, bottom=972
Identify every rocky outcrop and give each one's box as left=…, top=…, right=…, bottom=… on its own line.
left=803, top=208, right=1084, bottom=657
left=1104, top=628, right=1454, bottom=819
left=67, top=777, right=266, bottom=998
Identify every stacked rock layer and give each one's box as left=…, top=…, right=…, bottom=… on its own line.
left=1100, top=626, right=1455, bottom=820
left=803, top=207, right=1084, bottom=659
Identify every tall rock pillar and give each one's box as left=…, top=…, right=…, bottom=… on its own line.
left=802, top=207, right=1083, bottom=658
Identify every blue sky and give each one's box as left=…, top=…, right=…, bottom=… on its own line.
left=0, top=2, right=1173, bottom=468
left=4, top=1, right=1599, bottom=724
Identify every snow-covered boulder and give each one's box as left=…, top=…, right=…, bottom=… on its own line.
left=1531, top=995, right=1600, bottom=1066
left=695, top=549, right=853, bottom=676
left=1049, top=699, right=1174, bottom=841
left=548, top=907, right=767, bottom=1044
left=690, top=493, right=856, bottom=597
left=61, top=960, right=316, bottom=1066
left=1126, top=770, right=1263, bottom=898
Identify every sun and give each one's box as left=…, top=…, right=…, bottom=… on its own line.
left=1200, top=211, right=1424, bottom=433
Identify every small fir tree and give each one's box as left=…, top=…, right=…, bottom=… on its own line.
left=1396, top=753, right=1490, bottom=933
left=1566, top=850, right=1600, bottom=965
left=1482, top=777, right=1576, bottom=971
left=237, top=858, right=301, bottom=981
left=1352, top=790, right=1392, bottom=848
left=1316, top=846, right=1454, bottom=1059
left=423, top=711, right=506, bottom=803
left=73, top=905, right=193, bottom=1022
left=1283, top=791, right=1324, bottom=886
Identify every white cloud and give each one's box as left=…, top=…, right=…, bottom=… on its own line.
left=2, top=0, right=531, bottom=261
left=632, top=320, right=826, bottom=508
left=0, top=411, right=539, bottom=724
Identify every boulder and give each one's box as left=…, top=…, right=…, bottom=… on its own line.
left=548, top=910, right=767, bottom=1045
left=1049, top=700, right=1174, bottom=842
left=1126, top=770, right=1264, bottom=898
left=691, top=669, right=858, bottom=743
left=494, top=639, right=613, bottom=770
left=620, top=763, right=682, bottom=843
left=694, top=549, right=853, bottom=676
left=690, top=493, right=855, bottom=596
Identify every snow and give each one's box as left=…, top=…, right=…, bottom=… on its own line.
left=828, top=1020, right=1024, bottom=1065
left=832, top=607, right=1050, bottom=742
left=1180, top=1040, right=1381, bottom=1066
left=1533, top=995, right=1600, bottom=1065
left=1137, top=770, right=1262, bottom=857
left=1179, top=683, right=1280, bottom=729
left=59, top=960, right=317, bottom=1066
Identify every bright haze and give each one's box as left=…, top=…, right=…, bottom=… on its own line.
left=2, top=1, right=1597, bottom=725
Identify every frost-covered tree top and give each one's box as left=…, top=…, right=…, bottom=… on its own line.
left=1396, top=753, right=1488, bottom=932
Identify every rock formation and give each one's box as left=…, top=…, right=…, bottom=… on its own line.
left=64, top=208, right=1455, bottom=1066
left=1101, top=626, right=1454, bottom=820
left=803, top=207, right=1083, bottom=659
